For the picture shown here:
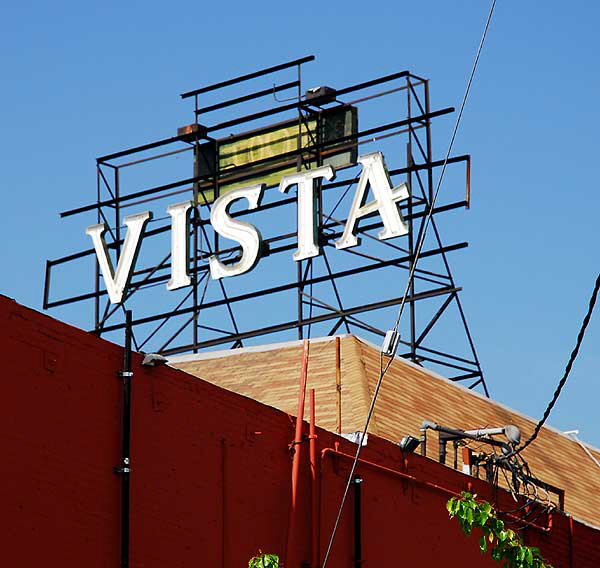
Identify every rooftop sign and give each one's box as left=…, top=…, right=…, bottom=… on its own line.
left=85, top=152, right=409, bottom=304
left=43, top=56, right=486, bottom=392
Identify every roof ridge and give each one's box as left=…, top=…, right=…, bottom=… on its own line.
left=342, top=336, right=381, bottom=436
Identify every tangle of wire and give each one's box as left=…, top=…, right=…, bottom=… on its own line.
left=320, top=2, right=498, bottom=566
left=461, top=438, right=555, bottom=531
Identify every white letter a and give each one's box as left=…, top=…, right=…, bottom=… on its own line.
left=336, top=152, right=409, bottom=250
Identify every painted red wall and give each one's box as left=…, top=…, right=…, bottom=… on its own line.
left=1, top=294, right=598, bottom=567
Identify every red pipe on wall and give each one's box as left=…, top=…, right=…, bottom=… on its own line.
left=321, top=448, right=553, bottom=533
left=309, top=388, right=319, bottom=568
left=569, top=514, right=574, bottom=568
left=335, top=337, right=342, bottom=435
left=286, top=340, right=310, bottom=565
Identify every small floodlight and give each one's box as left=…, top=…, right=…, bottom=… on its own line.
left=399, top=435, right=420, bottom=453
left=177, top=123, right=207, bottom=140
left=142, top=353, right=168, bottom=367
left=504, top=424, right=521, bottom=446
left=304, top=86, right=337, bottom=103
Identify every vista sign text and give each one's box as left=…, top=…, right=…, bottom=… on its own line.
left=86, top=152, right=410, bottom=304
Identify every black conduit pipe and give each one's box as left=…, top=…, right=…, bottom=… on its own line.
left=115, top=310, right=133, bottom=568
left=353, top=477, right=363, bottom=568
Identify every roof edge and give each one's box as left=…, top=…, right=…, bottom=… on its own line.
left=166, top=334, right=355, bottom=363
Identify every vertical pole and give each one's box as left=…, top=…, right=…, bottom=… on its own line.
left=297, top=262, right=304, bottom=340
left=94, top=165, right=101, bottom=334
left=466, top=155, right=471, bottom=209
left=286, top=340, right=310, bottom=566
left=461, top=447, right=473, bottom=476
left=213, top=135, right=221, bottom=256
left=568, top=514, right=574, bottom=568
left=221, top=438, right=227, bottom=568
left=296, top=62, right=303, bottom=173
left=192, top=140, right=200, bottom=353
left=296, top=63, right=304, bottom=339
left=439, top=436, right=447, bottom=465
left=353, top=477, right=363, bottom=568
left=335, top=337, right=342, bottom=435
left=309, top=388, right=319, bottom=568
left=115, top=167, right=121, bottom=256
left=406, top=77, right=416, bottom=361
left=424, top=79, right=434, bottom=203
left=117, top=309, right=133, bottom=568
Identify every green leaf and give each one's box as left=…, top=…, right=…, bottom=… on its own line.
left=249, top=553, right=279, bottom=568
left=491, top=546, right=502, bottom=562
left=445, top=495, right=552, bottom=568
left=492, top=518, right=505, bottom=534
left=459, top=517, right=472, bottom=536
left=526, top=547, right=534, bottom=565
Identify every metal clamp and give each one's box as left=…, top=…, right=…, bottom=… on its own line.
left=114, top=457, right=131, bottom=475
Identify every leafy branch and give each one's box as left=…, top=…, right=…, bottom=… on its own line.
left=447, top=492, right=551, bottom=568
left=248, top=553, right=279, bottom=568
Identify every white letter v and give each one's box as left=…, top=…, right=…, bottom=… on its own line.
left=86, top=212, right=152, bottom=304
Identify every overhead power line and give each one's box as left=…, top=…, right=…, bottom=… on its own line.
left=503, top=272, right=600, bottom=460
left=321, top=2, right=498, bottom=567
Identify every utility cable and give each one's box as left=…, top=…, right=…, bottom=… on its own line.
left=390, top=0, right=497, bottom=336
left=320, top=3, right=497, bottom=566
left=502, top=272, right=600, bottom=460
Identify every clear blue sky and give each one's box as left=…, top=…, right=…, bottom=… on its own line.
left=2, top=1, right=600, bottom=449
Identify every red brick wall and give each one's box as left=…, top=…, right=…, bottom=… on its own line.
left=1, top=295, right=597, bottom=567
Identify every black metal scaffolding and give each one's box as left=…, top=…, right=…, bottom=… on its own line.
left=44, top=55, right=488, bottom=394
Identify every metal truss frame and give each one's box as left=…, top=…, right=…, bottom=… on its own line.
left=43, top=55, right=488, bottom=394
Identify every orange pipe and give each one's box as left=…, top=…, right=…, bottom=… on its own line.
left=335, top=337, right=342, bottom=435
left=309, top=389, right=319, bottom=568
left=569, top=514, right=574, bottom=568
left=286, top=340, right=310, bottom=565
